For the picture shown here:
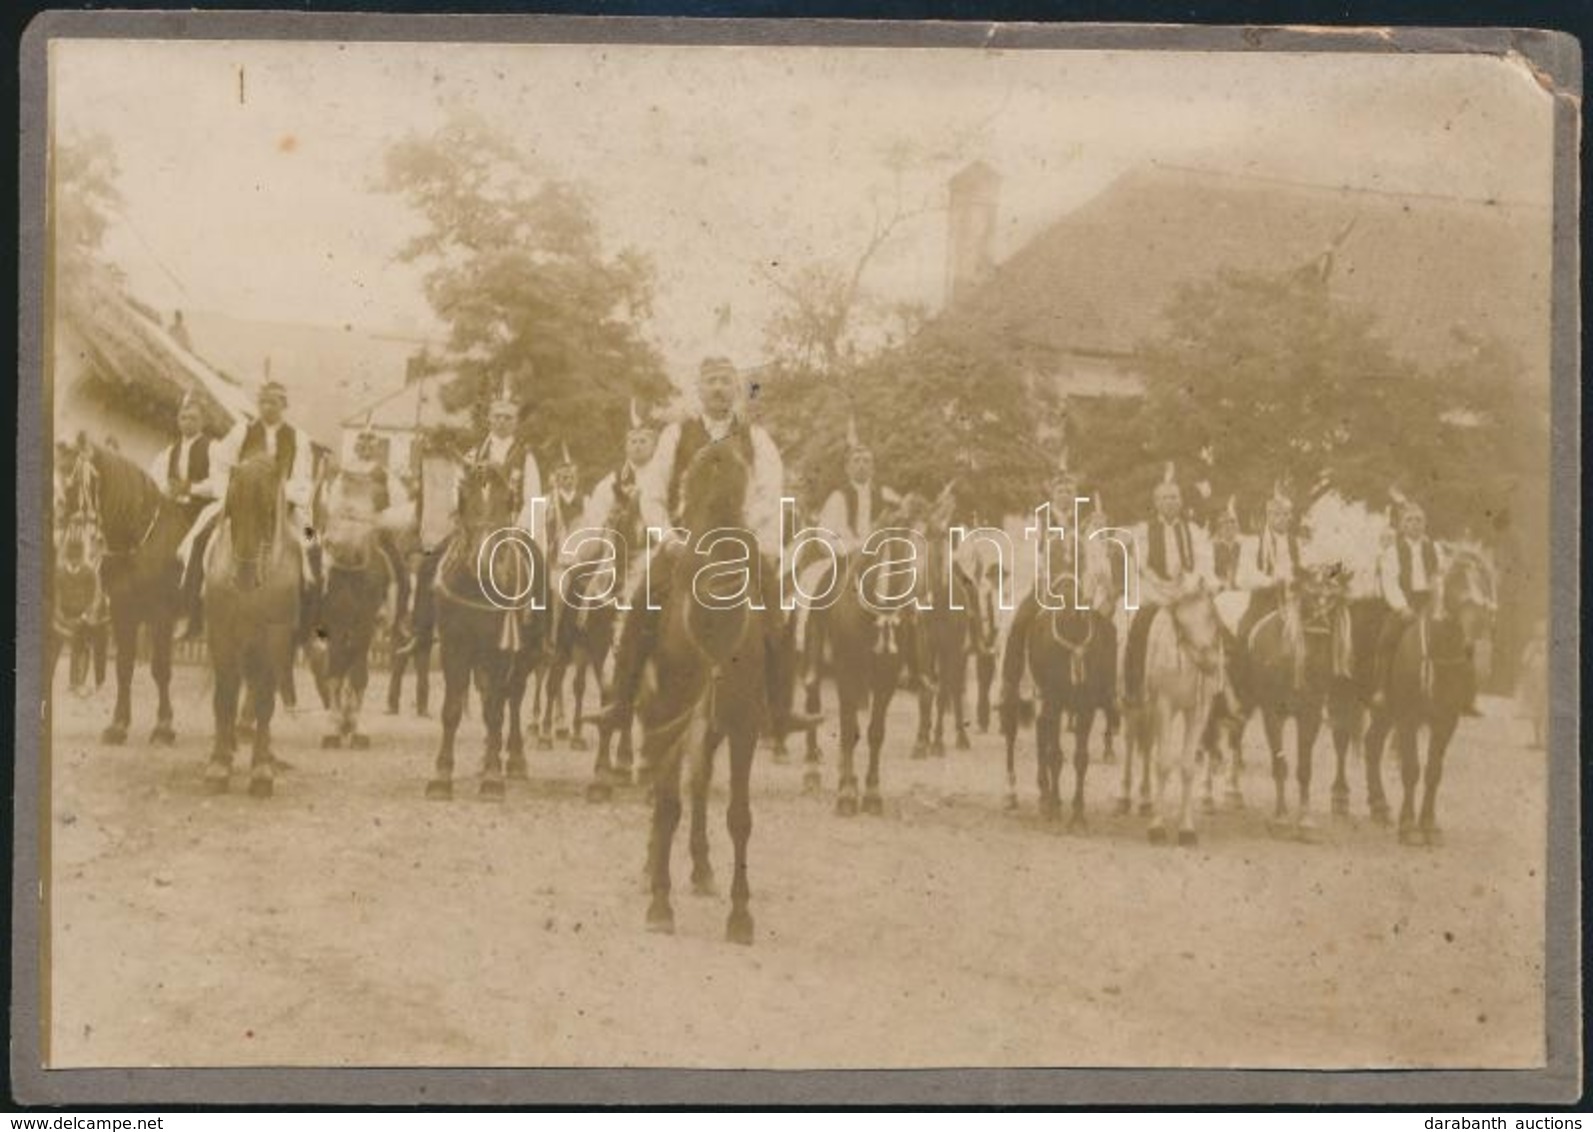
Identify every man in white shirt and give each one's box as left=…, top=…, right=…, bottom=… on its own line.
left=464, top=380, right=544, bottom=538
left=1372, top=498, right=1446, bottom=706
left=581, top=404, right=657, bottom=548
left=1234, top=486, right=1306, bottom=648
left=1123, top=466, right=1217, bottom=703
left=153, top=394, right=222, bottom=637
left=604, top=356, right=819, bottom=736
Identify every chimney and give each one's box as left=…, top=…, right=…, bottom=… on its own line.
left=945, top=160, right=1001, bottom=307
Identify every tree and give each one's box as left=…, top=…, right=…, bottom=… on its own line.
left=53, top=131, right=124, bottom=290
left=1128, top=266, right=1542, bottom=535
left=381, top=112, right=671, bottom=475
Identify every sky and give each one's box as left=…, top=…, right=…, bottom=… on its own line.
left=52, top=38, right=1555, bottom=386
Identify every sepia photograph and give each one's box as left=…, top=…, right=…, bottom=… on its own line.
left=21, top=18, right=1577, bottom=1097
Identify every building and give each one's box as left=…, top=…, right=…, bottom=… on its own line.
left=53, top=271, right=256, bottom=466
left=338, top=370, right=466, bottom=475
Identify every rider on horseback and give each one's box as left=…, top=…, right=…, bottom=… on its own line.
left=998, top=459, right=1114, bottom=721
left=461, top=376, right=544, bottom=538
left=1122, top=463, right=1224, bottom=705
left=176, top=381, right=315, bottom=633
left=1232, top=482, right=1306, bottom=693
left=1372, top=495, right=1447, bottom=709
left=155, top=393, right=221, bottom=639
left=600, top=355, right=821, bottom=737
left=329, top=420, right=413, bottom=630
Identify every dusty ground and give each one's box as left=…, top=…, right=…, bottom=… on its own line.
left=45, top=664, right=1545, bottom=1069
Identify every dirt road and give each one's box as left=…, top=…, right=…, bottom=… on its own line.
left=45, top=665, right=1545, bottom=1069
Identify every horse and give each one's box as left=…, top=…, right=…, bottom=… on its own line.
left=203, top=455, right=302, bottom=797
left=1127, top=584, right=1226, bottom=845
left=424, top=457, right=549, bottom=800
left=970, top=563, right=1001, bottom=735
left=826, top=496, right=925, bottom=817
left=1327, top=597, right=1396, bottom=823
left=581, top=493, right=646, bottom=802
left=1002, top=597, right=1118, bottom=826
left=639, top=441, right=765, bottom=943
left=1385, top=585, right=1475, bottom=846
left=1234, top=564, right=1353, bottom=841
left=61, top=436, right=189, bottom=746
left=913, top=491, right=976, bottom=759
left=312, top=468, right=399, bottom=750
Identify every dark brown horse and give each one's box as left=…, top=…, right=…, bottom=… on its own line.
left=1385, top=592, right=1474, bottom=846
left=640, top=441, right=764, bottom=943
left=1327, top=596, right=1396, bottom=823
left=62, top=437, right=188, bottom=746
left=1235, top=564, right=1353, bottom=841
left=913, top=494, right=977, bottom=759
left=313, top=470, right=398, bottom=750
left=203, top=454, right=301, bottom=797
left=826, top=496, right=924, bottom=817
left=580, top=493, right=645, bottom=802
left=425, top=458, right=548, bottom=800
left=1002, top=601, right=1118, bottom=826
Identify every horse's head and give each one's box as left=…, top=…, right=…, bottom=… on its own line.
left=455, top=457, right=518, bottom=533
left=678, top=440, right=750, bottom=535
left=224, top=454, right=283, bottom=587
left=319, top=469, right=382, bottom=571
left=1168, top=582, right=1224, bottom=675
left=1297, top=561, right=1350, bottom=629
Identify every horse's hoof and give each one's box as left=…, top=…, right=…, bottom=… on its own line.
left=506, top=758, right=529, bottom=781
left=930, top=740, right=946, bottom=759
left=861, top=793, right=883, bottom=816
left=1043, top=804, right=1062, bottom=823
left=1225, top=790, right=1245, bottom=811
left=1201, top=795, right=1217, bottom=815
left=101, top=726, right=127, bottom=746
left=1115, top=797, right=1132, bottom=816
left=1331, top=796, right=1350, bottom=817
left=955, top=733, right=971, bottom=752
left=479, top=778, right=505, bottom=801
left=349, top=733, right=371, bottom=751
left=424, top=779, right=453, bottom=801
left=911, top=742, right=928, bottom=761
left=1422, top=826, right=1445, bottom=848
left=585, top=780, right=613, bottom=804
left=1137, top=800, right=1154, bottom=818
left=1370, top=806, right=1392, bottom=827
left=569, top=735, right=589, bottom=752
left=691, top=872, right=718, bottom=897
left=247, top=774, right=274, bottom=799
left=1068, top=811, right=1088, bottom=834
left=536, top=735, right=554, bottom=752
left=149, top=725, right=176, bottom=747
left=771, top=744, right=790, bottom=766
left=203, top=763, right=230, bottom=794
left=802, top=770, right=822, bottom=795
left=1148, top=826, right=1168, bottom=845
left=1004, top=793, right=1019, bottom=812
left=646, top=899, right=675, bottom=935
left=1102, top=748, right=1117, bottom=765
left=321, top=734, right=343, bottom=750
left=726, top=910, right=755, bottom=946
left=1177, top=829, right=1198, bottom=848
left=835, top=794, right=859, bottom=817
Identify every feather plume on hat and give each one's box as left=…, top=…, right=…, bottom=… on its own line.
left=845, top=414, right=869, bottom=455
left=489, top=374, right=518, bottom=414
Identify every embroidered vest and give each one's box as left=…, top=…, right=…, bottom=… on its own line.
left=1145, top=518, right=1192, bottom=581
left=1256, top=529, right=1301, bottom=578
left=1396, top=537, right=1439, bottom=600
left=474, top=435, right=530, bottom=514
left=1213, top=539, right=1240, bottom=587
left=667, top=416, right=755, bottom=521
left=547, top=489, right=584, bottom=549
left=239, top=421, right=297, bottom=485
left=841, top=481, right=885, bottom=539
left=167, top=434, right=211, bottom=487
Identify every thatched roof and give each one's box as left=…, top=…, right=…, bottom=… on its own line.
left=941, top=162, right=1551, bottom=387
left=58, top=273, right=256, bottom=434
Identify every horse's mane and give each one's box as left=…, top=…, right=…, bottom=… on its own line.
left=678, top=441, right=749, bottom=532
left=74, top=441, right=163, bottom=539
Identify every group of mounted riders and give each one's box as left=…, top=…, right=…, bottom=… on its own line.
left=53, top=353, right=1490, bottom=937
